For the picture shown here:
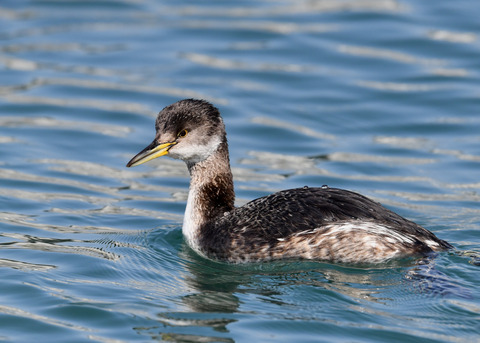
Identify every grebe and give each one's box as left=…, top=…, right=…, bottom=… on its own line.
left=126, top=99, right=451, bottom=264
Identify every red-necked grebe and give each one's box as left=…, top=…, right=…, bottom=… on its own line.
left=126, top=99, right=451, bottom=264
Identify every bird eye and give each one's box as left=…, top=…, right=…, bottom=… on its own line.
left=177, top=129, right=188, bottom=138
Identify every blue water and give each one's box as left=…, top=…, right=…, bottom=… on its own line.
left=0, top=0, right=479, bottom=342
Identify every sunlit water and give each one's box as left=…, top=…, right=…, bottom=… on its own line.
left=0, top=0, right=479, bottom=342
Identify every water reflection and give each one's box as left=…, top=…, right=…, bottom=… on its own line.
left=180, top=247, right=396, bottom=304
left=157, top=244, right=467, bottom=341
left=136, top=325, right=235, bottom=343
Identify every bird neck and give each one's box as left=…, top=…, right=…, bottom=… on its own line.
left=182, top=139, right=235, bottom=249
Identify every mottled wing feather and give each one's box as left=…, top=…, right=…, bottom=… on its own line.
left=199, top=187, right=451, bottom=260
left=217, top=187, right=449, bottom=245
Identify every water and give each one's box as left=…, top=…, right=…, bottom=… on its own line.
left=0, top=0, right=479, bottom=341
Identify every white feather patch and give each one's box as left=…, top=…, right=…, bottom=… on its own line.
left=170, top=136, right=222, bottom=164
left=182, top=185, right=201, bottom=252
left=298, top=221, right=416, bottom=244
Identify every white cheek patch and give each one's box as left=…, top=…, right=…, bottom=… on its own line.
left=169, top=136, right=222, bottom=163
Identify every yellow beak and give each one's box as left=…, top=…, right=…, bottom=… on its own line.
left=126, top=141, right=176, bottom=167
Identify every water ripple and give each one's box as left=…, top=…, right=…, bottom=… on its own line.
left=0, top=0, right=478, bottom=341
left=251, top=116, right=336, bottom=140
left=356, top=80, right=450, bottom=92
left=178, top=20, right=338, bottom=34
left=0, top=232, right=120, bottom=261
left=338, top=44, right=446, bottom=66
left=0, top=77, right=227, bottom=106
left=0, top=115, right=132, bottom=137
left=0, top=54, right=128, bottom=77
left=181, top=52, right=316, bottom=73
left=0, top=304, right=91, bottom=333
left=162, top=0, right=406, bottom=17
left=428, top=30, right=477, bottom=44
left=0, top=258, right=55, bottom=271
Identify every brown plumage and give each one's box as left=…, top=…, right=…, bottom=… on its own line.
left=127, top=99, right=452, bottom=264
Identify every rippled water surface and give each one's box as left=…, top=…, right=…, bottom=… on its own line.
left=1, top=0, right=479, bottom=342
